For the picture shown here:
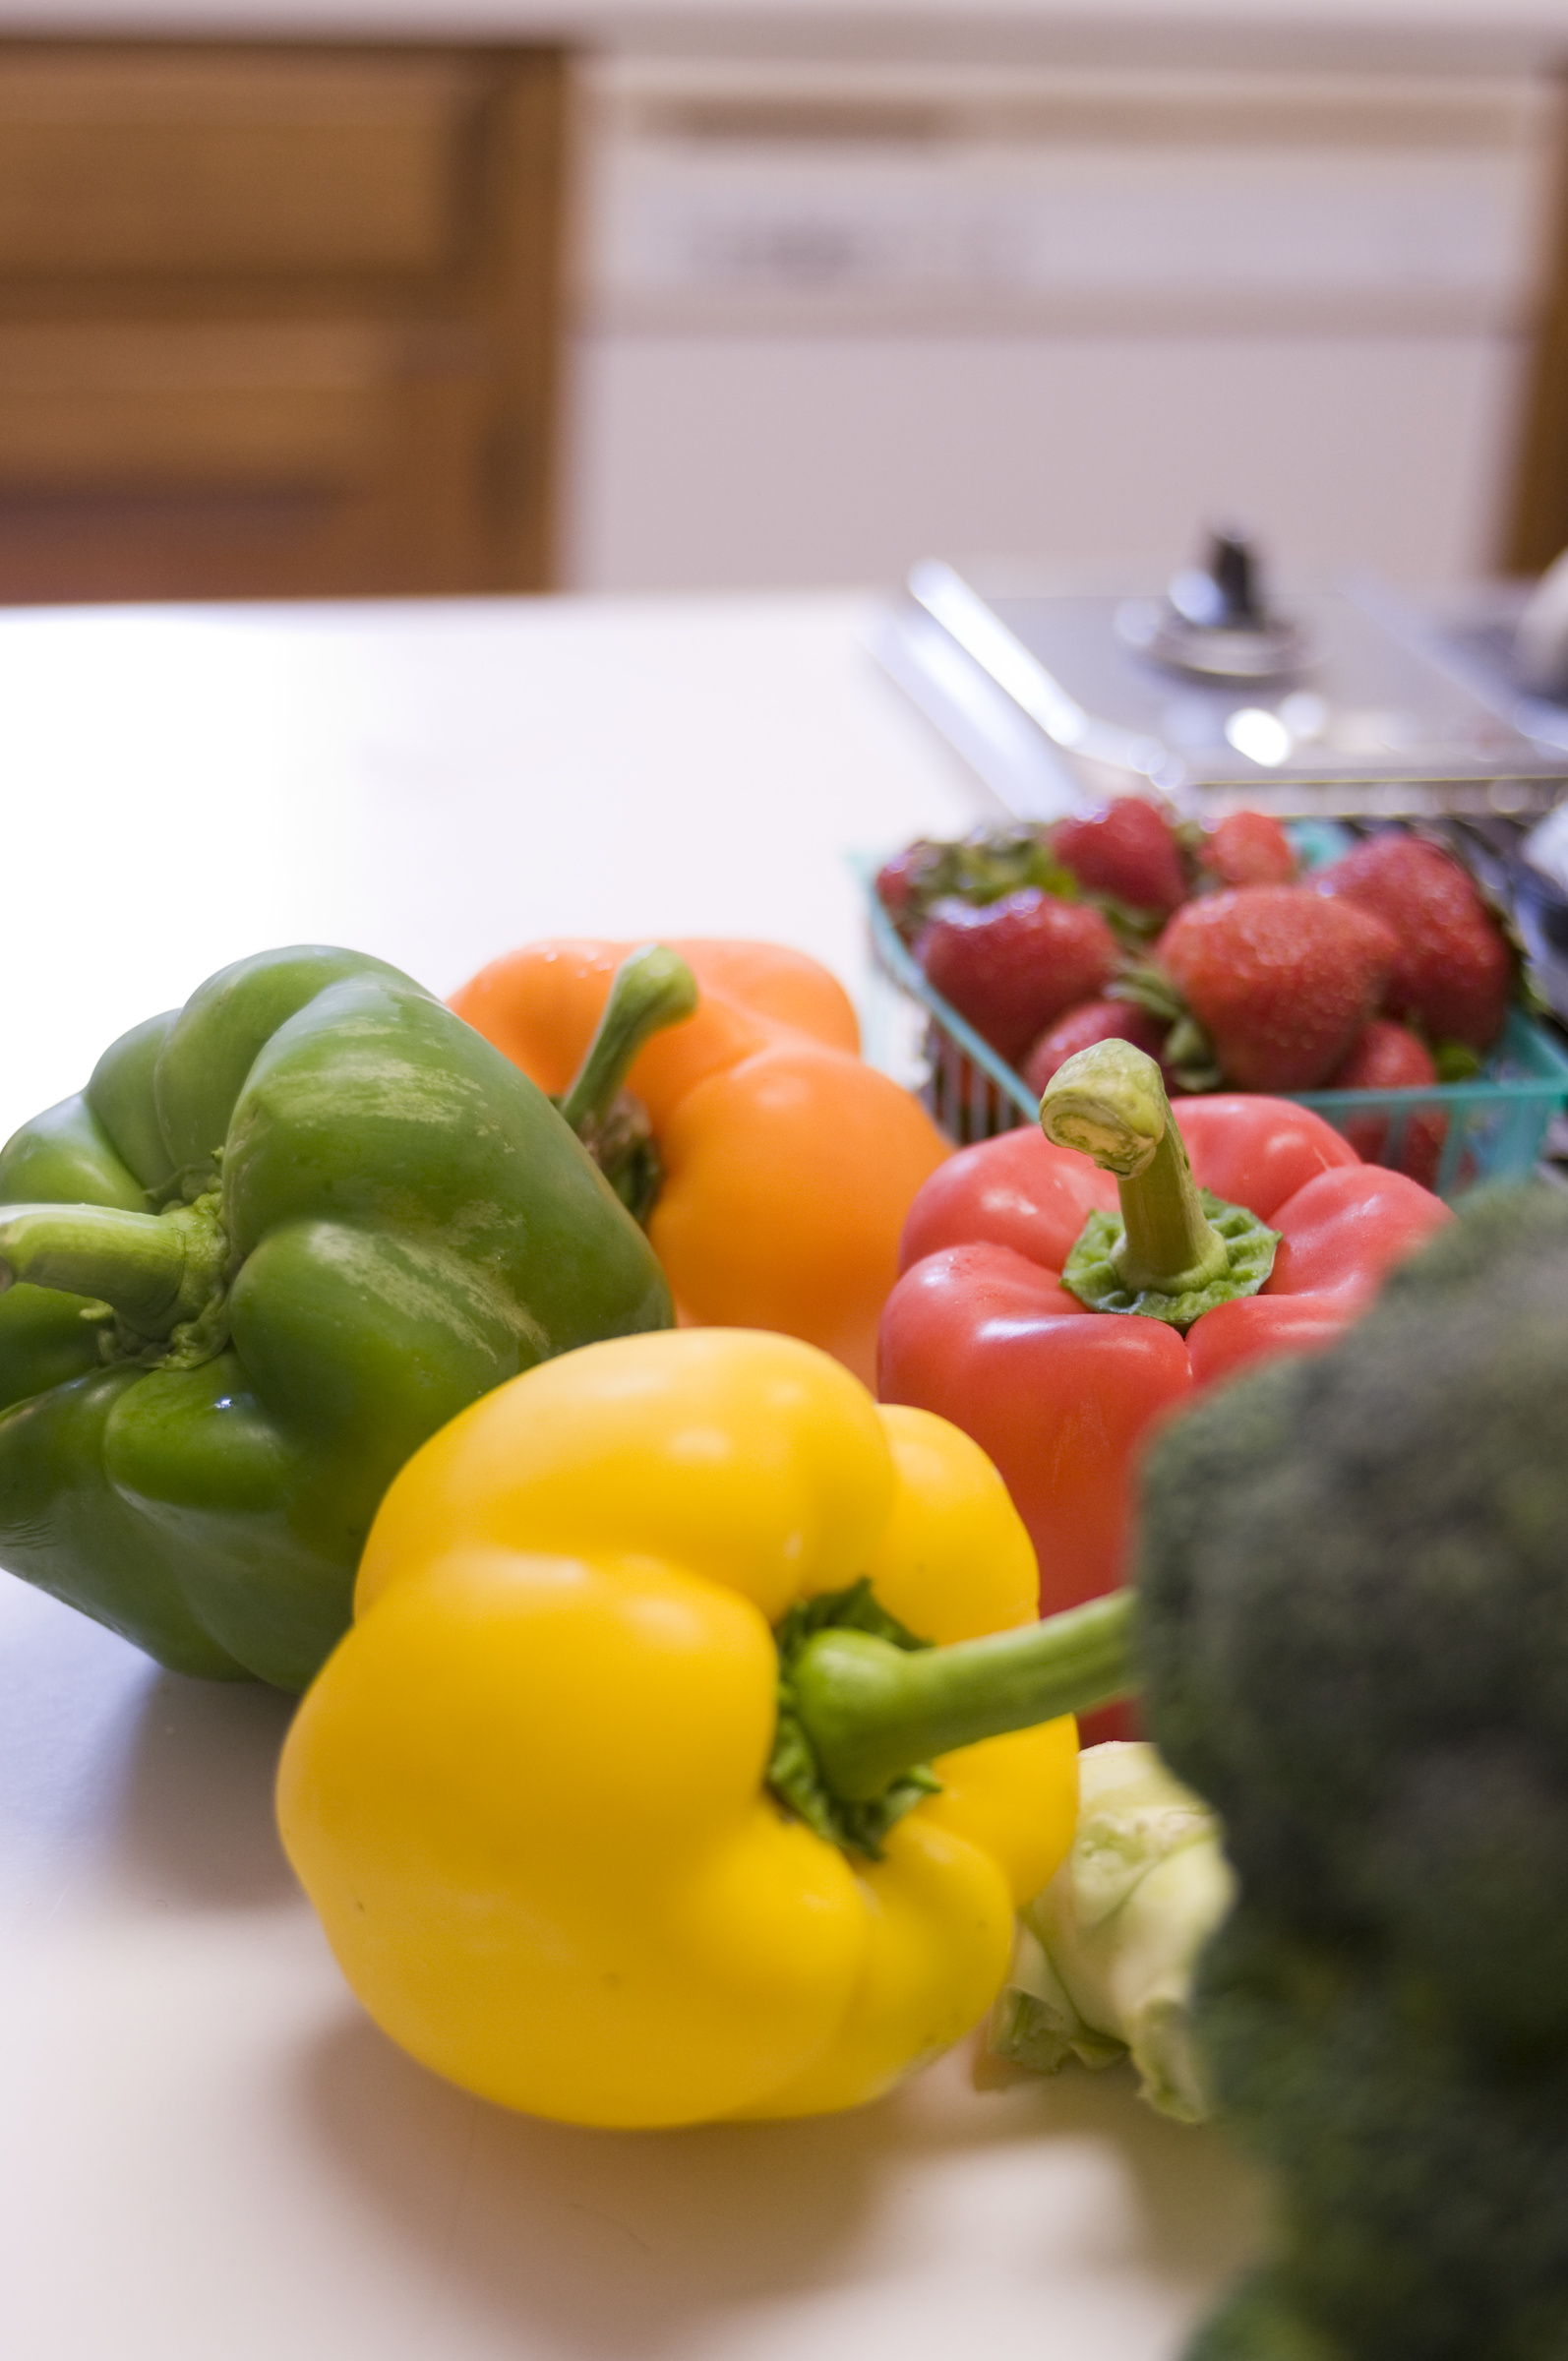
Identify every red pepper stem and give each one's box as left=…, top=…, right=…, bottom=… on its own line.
left=0, top=1197, right=226, bottom=1337
left=557, top=946, right=698, bottom=1139
left=1039, top=1039, right=1230, bottom=1298
left=790, top=1590, right=1135, bottom=1804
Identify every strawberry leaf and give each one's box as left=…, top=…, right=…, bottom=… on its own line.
left=1433, top=1040, right=1485, bottom=1084
left=1111, top=964, right=1187, bottom=1026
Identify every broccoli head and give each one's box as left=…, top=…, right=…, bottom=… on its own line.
left=1136, top=1183, right=1568, bottom=2361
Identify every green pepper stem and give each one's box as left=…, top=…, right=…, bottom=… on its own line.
left=790, top=1590, right=1135, bottom=1803
left=0, top=1199, right=225, bottom=1337
left=558, top=946, right=698, bottom=1138
left=1039, top=1039, right=1230, bottom=1298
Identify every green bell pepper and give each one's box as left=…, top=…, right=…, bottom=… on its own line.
left=0, top=944, right=673, bottom=1689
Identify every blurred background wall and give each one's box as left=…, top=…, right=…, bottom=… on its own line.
left=0, top=7, right=1563, bottom=602
left=566, top=53, right=1561, bottom=590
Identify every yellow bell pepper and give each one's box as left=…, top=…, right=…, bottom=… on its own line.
left=276, top=1329, right=1134, bottom=2129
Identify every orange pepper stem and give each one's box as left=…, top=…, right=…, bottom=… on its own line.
left=557, top=945, right=698, bottom=1139
left=788, top=1589, right=1136, bottom=1808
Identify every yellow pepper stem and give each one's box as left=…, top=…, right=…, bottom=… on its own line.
left=790, top=1589, right=1135, bottom=1807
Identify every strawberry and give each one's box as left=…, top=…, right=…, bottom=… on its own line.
left=1314, top=833, right=1511, bottom=1051
left=1328, top=1019, right=1446, bottom=1192
left=916, top=890, right=1120, bottom=1067
left=874, top=839, right=954, bottom=940
left=1052, top=799, right=1187, bottom=918
left=1021, top=998, right=1170, bottom=1095
left=1157, top=884, right=1399, bottom=1091
left=874, top=825, right=1072, bottom=941
left=1200, top=809, right=1297, bottom=889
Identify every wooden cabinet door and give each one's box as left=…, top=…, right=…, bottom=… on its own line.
left=0, top=45, right=566, bottom=602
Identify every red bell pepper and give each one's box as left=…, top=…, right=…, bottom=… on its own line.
left=878, top=1040, right=1452, bottom=1623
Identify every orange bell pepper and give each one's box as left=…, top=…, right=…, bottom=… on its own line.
left=451, top=939, right=951, bottom=1388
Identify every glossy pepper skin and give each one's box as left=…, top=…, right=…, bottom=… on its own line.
left=879, top=1091, right=1452, bottom=1621
left=0, top=946, right=672, bottom=1690
left=277, top=1327, right=1081, bottom=2129
left=451, top=938, right=951, bottom=1387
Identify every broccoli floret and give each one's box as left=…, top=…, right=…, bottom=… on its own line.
left=1136, top=1184, right=1568, bottom=2361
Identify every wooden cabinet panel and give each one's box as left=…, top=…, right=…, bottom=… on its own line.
left=0, top=321, right=483, bottom=476
left=0, top=43, right=566, bottom=603
left=1504, top=87, right=1568, bottom=574
left=0, top=399, right=494, bottom=603
left=0, top=55, right=487, bottom=280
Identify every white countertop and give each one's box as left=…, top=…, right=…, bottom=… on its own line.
left=0, top=588, right=1266, bottom=2361
left=0, top=590, right=969, bottom=1144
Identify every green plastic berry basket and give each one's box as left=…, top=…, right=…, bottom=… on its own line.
left=857, top=859, right=1568, bottom=1203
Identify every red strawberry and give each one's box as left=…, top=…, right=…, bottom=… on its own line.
left=1158, top=885, right=1399, bottom=1091
left=1315, top=834, right=1510, bottom=1051
left=1021, top=998, right=1170, bottom=1095
left=1052, top=799, right=1187, bottom=917
left=916, top=890, right=1120, bottom=1067
left=874, top=840, right=949, bottom=939
left=1328, top=1019, right=1446, bottom=1192
left=1201, top=810, right=1297, bottom=889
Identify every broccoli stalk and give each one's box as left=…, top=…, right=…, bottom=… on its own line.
left=1137, top=1185, right=1568, bottom=2361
